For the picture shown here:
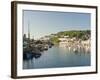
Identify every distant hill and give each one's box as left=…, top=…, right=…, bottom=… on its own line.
left=50, top=30, right=91, bottom=44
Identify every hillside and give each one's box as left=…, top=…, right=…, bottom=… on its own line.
left=50, top=30, right=91, bottom=44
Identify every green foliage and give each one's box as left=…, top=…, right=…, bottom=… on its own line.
left=52, top=30, right=90, bottom=41
left=50, top=37, right=60, bottom=44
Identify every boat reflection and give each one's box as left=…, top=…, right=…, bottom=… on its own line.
left=23, top=51, right=42, bottom=60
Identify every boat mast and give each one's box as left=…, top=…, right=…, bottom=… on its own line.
left=28, top=20, right=30, bottom=48
left=28, top=20, right=30, bottom=40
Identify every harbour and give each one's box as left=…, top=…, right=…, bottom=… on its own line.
left=23, top=22, right=91, bottom=69
left=23, top=11, right=91, bottom=69
left=23, top=45, right=90, bottom=69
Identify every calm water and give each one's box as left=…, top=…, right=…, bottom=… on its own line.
left=23, top=46, right=90, bottom=69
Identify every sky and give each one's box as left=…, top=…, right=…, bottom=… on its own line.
left=23, top=10, right=91, bottom=39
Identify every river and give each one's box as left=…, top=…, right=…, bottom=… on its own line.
left=23, top=46, right=90, bottom=69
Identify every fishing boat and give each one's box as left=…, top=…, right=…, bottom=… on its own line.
left=44, top=45, right=48, bottom=50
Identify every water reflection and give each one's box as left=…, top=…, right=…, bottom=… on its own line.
left=23, top=51, right=42, bottom=60
left=23, top=46, right=90, bottom=69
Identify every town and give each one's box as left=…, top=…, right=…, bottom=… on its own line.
left=23, top=30, right=91, bottom=60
